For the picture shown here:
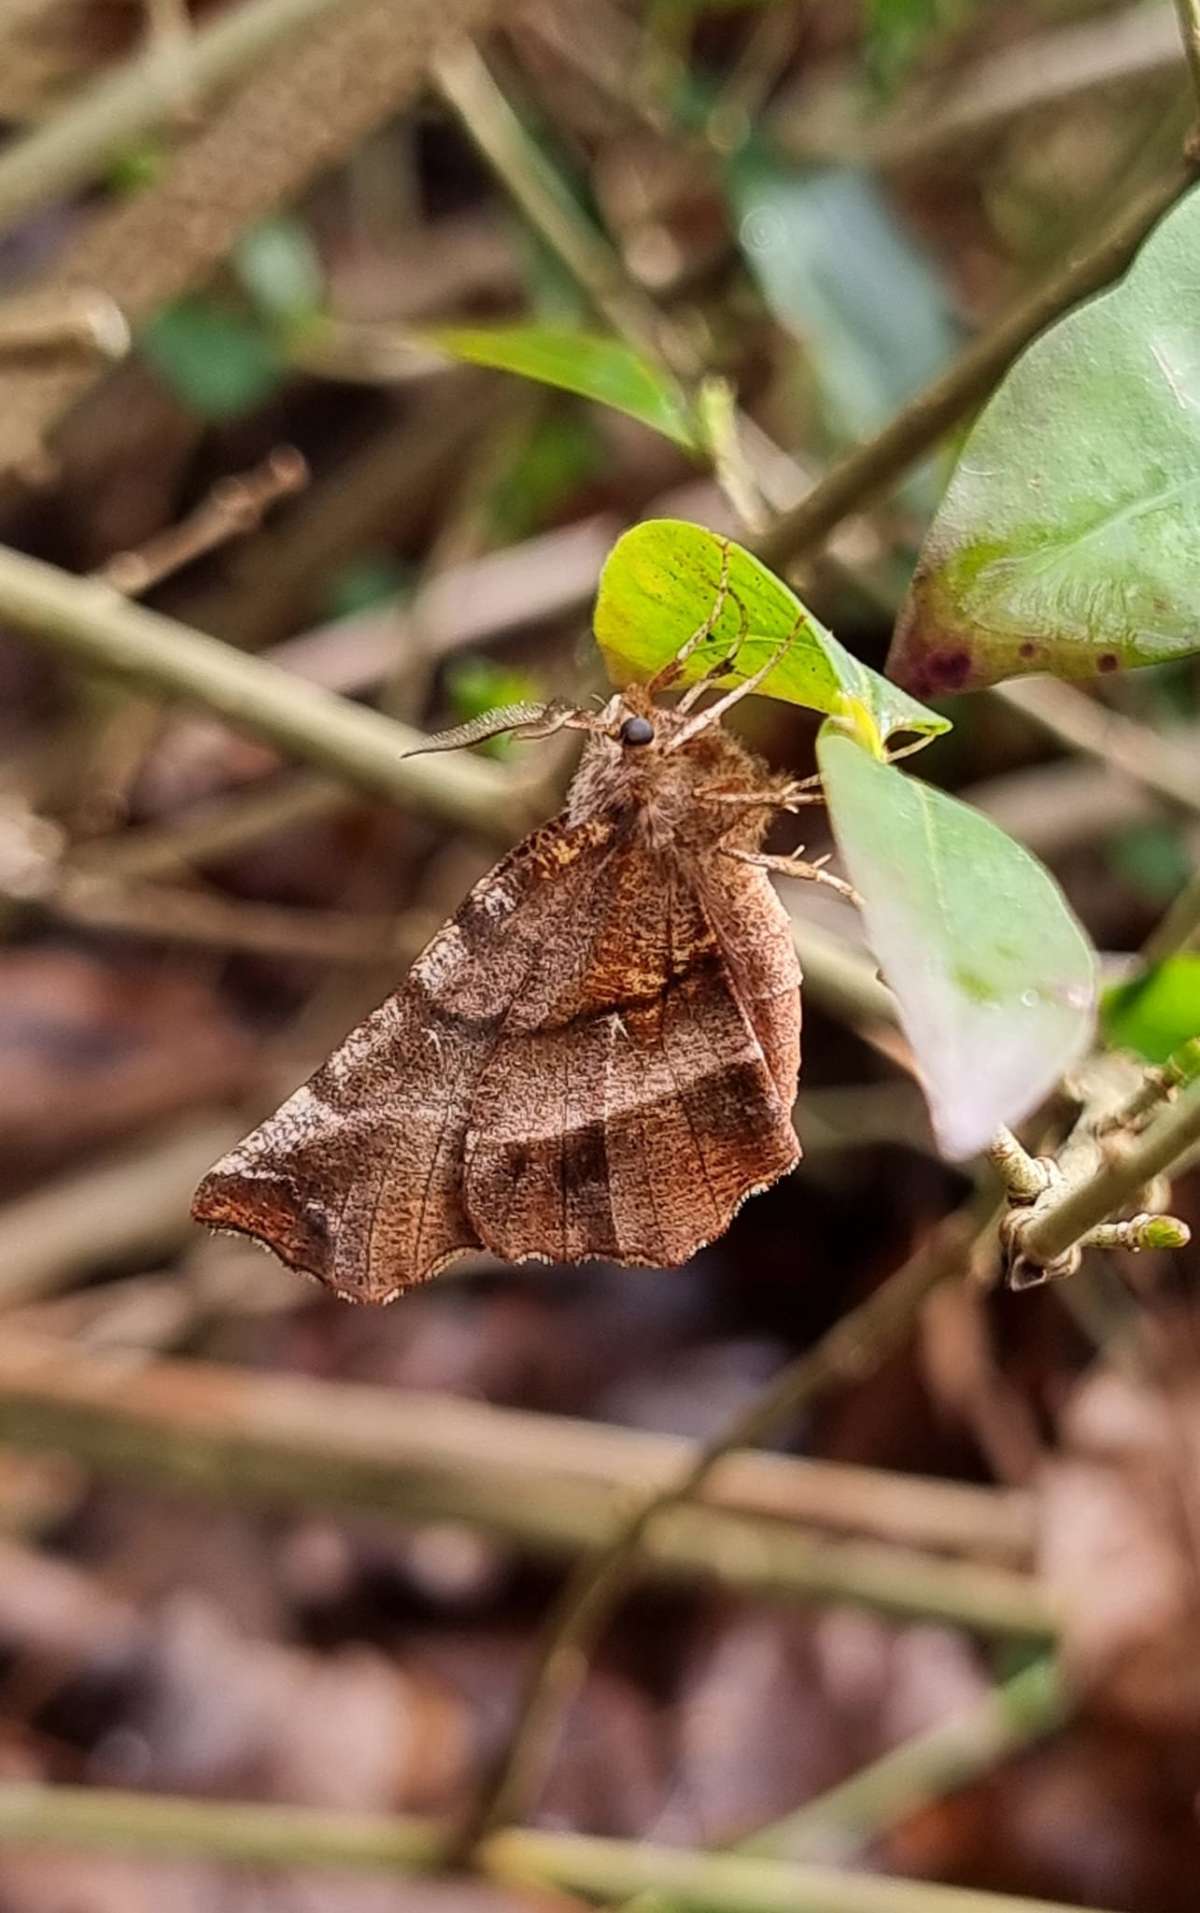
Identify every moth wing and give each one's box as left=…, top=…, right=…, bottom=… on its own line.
left=697, top=847, right=803, bottom=1110
left=463, top=844, right=800, bottom=1269
left=191, top=815, right=615, bottom=1300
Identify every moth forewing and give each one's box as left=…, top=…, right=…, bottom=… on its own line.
left=192, top=691, right=805, bottom=1296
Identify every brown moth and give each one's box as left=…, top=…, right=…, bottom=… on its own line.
left=193, top=644, right=822, bottom=1300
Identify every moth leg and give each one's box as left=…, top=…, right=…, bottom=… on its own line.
left=698, top=774, right=824, bottom=812
left=647, top=540, right=733, bottom=696
left=724, top=843, right=861, bottom=906
left=665, top=616, right=799, bottom=755
left=675, top=588, right=753, bottom=715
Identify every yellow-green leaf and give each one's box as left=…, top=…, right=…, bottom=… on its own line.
left=595, top=520, right=947, bottom=742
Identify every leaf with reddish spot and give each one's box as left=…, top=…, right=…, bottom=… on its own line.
left=889, top=184, right=1200, bottom=696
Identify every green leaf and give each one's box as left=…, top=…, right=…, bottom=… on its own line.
left=1102, top=955, right=1200, bottom=1065
left=864, top=0, right=973, bottom=93
left=234, top=217, right=325, bottom=328
left=418, top=326, right=699, bottom=448
left=140, top=298, right=285, bottom=420
left=890, top=184, right=1200, bottom=696
left=594, top=519, right=948, bottom=743
left=818, top=728, right=1096, bottom=1158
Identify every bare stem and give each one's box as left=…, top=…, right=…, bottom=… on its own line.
left=740, top=1657, right=1069, bottom=1863
left=1174, top=0, right=1200, bottom=112
left=433, top=38, right=684, bottom=372
left=0, top=0, right=502, bottom=478
left=1019, top=1076, right=1200, bottom=1266
left=1138, top=865, right=1200, bottom=966
left=0, top=1331, right=1048, bottom=1633
left=0, top=1784, right=1102, bottom=1913
left=462, top=1195, right=1001, bottom=1846
left=996, top=676, right=1200, bottom=818
left=986, top=1128, right=1051, bottom=1201
left=756, top=158, right=1196, bottom=568
left=0, top=542, right=528, bottom=842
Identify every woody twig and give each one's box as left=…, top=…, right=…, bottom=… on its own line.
left=755, top=157, right=1198, bottom=570
left=459, top=1194, right=1001, bottom=1847
left=73, top=447, right=310, bottom=832
left=1001, top=1065, right=1200, bottom=1288
left=0, top=1329, right=1050, bottom=1637
left=0, top=0, right=348, bottom=234
left=0, top=1783, right=1101, bottom=1912
left=95, top=446, right=308, bottom=598
left=0, top=540, right=530, bottom=842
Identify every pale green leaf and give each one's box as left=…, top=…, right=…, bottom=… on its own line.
left=729, top=158, right=958, bottom=481
left=890, top=183, right=1200, bottom=696
left=419, top=326, right=699, bottom=448
left=818, top=728, right=1096, bottom=1157
left=595, top=519, right=947, bottom=742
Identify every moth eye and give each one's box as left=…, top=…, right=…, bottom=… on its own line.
left=619, top=715, right=655, bottom=747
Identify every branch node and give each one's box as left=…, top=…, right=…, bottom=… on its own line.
left=987, top=1127, right=1053, bottom=1202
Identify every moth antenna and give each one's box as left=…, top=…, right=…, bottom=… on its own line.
left=400, top=700, right=577, bottom=758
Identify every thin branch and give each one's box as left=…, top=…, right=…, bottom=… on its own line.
left=1018, top=1074, right=1200, bottom=1268
left=986, top=1129, right=1052, bottom=1202
left=0, top=1785, right=1104, bottom=1913
left=462, top=1195, right=1002, bottom=1846
left=756, top=158, right=1197, bottom=569
left=740, top=1657, right=1069, bottom=1863
left=0, top=1121, right=242, bottom=1309
left=19, top=866, right=426, bottom=967
left=1175, top=0, right=1200, bottom=111
left=432, top=37, right=687, bottom=373
left=1138, top=864, right=1200, bottom=966
left=777, top=3, right=1184, bottom=170
left=96, top=447, right=308, bottom=598
left=0, top=1331, right=1050, bottom=1635
left=995, top=676, right=1200, bottom=818
left=0, top=542, right=530, bottom=842
left=65, top=773, right=351, bottom=884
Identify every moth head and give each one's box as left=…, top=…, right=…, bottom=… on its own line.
left=593, top=687, right=663, bottom=752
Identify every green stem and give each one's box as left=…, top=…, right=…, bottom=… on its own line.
left=1174, top=0, right=1200, bottom=112
left=0, top=1785, right=1106, bottom=1913
left=0, top=543, right=526, bottom=842
left=756, top=158, right=1196, bottom=568
left=740, top=1658, right=1069, bottom=1863
left=1138, top=866, right=1200, bottom=967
